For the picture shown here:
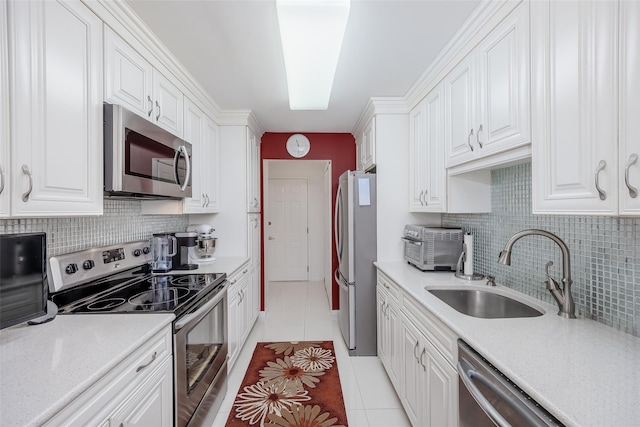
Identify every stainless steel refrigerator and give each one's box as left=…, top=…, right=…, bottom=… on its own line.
left=334, top=170, right=377, bottom=356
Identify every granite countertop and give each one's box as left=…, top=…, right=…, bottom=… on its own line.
left=375, top=261, right=640, bottom=427
left=0, top=313, right=175, bottom=427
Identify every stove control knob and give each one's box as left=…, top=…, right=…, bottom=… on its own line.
left=142, top=246, right=150, bottom=255
left=65, top=263, right=78, bottom=275
left=82, top=260, right=95, bottom=270
left=133, top=249, right=142, bottom=257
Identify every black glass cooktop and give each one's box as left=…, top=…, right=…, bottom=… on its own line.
left=52, top=271, right=226, bottom=317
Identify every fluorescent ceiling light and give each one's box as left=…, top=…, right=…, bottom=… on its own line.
left=276, top=0, right=350, bottom=110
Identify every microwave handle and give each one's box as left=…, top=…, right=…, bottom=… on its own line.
left=173, top=145, right=192, bottom=191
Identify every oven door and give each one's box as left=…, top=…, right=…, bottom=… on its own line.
left=174, top=286, right=228, bottom=427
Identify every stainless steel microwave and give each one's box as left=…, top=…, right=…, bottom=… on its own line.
left=104, top=103, right=192, bottom=199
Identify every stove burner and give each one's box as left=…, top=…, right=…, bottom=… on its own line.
left=172, top=275, right=207, bottom=286
left=128, top=286, right=190, bottom=308
left=87, top=298, right=126, bottom=311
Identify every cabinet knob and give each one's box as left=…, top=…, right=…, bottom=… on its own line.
left=624, top=153, right=638, bottom=198
left=476, top=124, right=484, bottom=148
left=268, top=236, right=275, bottom=240
left=21, top=165, right=33, bottom=202
left=594, top=160, right=607, bottom=201
left=467, top=129, right=475, bottom=152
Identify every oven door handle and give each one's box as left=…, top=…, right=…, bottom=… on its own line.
left=458, top=360, right=512, bottom=427
left=175, top=286, right=226, bottom=331
left=401, top=237, right=422, bottom=246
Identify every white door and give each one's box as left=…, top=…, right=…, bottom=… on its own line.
left=267, top=179, right=308, bottom=281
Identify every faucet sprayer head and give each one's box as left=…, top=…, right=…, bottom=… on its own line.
left=497, top=250, right=511, bottom=265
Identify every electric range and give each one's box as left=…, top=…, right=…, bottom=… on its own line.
left=48, top=240, right=229, bottom=427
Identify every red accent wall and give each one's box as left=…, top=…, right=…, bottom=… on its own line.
left=260, top=132, right=355, bottom=311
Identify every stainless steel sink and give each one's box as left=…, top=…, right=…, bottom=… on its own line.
left=427, top=288, right=543, bottom=318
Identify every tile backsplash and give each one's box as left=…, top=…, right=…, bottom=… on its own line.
left=0, top=200, right=188, bottom=256
left=443, top=162, right=640, bottom=337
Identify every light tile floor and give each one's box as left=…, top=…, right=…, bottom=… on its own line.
left=211, top=281, right=411, bottom=427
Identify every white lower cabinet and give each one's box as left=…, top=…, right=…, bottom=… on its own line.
left=248, top=213, right=262, bottom=318
left=44, top=327, right=173, bottom=427
left=377, top=274, right=401, bottom=388
left=227, top=263, right=253, bottom=370
left=377, top=271, right=458, bottom=427
left=400, top=315, right=457, bottom=427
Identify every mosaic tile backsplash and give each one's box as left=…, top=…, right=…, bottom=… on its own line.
left=0, top=200, right=188, bottom=257
left=443, top=162, right=640, bottom=337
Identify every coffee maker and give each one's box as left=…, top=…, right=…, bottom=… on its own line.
left=172, top=232, right=199, bottom=270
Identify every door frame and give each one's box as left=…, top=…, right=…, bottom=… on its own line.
left=262, top=160, right=333, bottom=307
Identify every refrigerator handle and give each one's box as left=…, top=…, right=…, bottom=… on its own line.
left=334, top=184, right=343, bottom=260
left=335, top=268, right=349, bottom=291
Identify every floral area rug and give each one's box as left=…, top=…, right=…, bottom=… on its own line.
left=225, top=341, right=348, bottom=427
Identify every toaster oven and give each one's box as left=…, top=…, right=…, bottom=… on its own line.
left=402, top=226, right=463, bottom=271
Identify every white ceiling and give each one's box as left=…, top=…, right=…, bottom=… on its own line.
left=125, top=0, right=480, bottom=133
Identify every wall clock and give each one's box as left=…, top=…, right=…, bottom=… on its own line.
left=286, top=134, right=311, bottom=158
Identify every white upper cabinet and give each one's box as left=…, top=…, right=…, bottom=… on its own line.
left=0, top=0, right=9, bottom=218
left=445, top=2, right=530, bottom=169
left=444, top=55, right=476, bottom=168
left=183, top=98, right=220, bottom=214
left=104, top=27, right=183, bottom=137
left=619, top=0, right=640, bottom=216
left=356, top=117, right=376, bottom=171
left=531, top=0, right=637, bottom=216
left=246, top=128, right=261, bottom=212
left=8, top=0, right=103, bottom=217
left=409, top=83, right=446, bottom=212
left=475, top=2, right=530, bottom=157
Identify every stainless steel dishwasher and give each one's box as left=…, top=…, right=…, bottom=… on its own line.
left=457, top=340, right=564, bottom=427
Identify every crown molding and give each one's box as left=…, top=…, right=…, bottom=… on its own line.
left=351, top=97, right=409, bottom=136
left=404, top=0, right=518, bottom=109
left=85, top=0, right=230, bottom=124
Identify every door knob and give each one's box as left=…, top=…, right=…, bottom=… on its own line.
left=268, top=236, right=275, bottom=240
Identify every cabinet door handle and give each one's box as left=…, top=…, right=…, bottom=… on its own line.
left=420, top=348, right=427, bottom=371
left=21, top=165, right=33, bottom=202
left=413, top=341, right=419, bottom=362
left=467, top=129, right=475, bottom=151
left=423, top=189, right=428, bottom=206
left=136, top=351, right=157, bottom=372
left=595, top=160, right=607, bottom=200
left=155, top=100, right=161, bottom=121
left=0, top=165, right=5, bottom=195
left=418, top=190, right=424, bottom=206
left=624, top=153, right=638, bottom=198
left=147, top=95, right=153, bottom=117
left=202, top=194, right=206, bottom=208
left=476, top=124, right=484, bottom=148
left=206, top=194, right=210, bottom=207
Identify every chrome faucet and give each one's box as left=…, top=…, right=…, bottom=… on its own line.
left=498, top=229, right=576, bottom=319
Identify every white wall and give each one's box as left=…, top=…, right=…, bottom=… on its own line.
left=265, top=160, right=328, bottom=282
left=375, top=114, right=441, bottom=262
left=190, top=125, right=248, bottom=257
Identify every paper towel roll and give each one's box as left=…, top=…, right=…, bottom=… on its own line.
left=463, top=233, right=474, bottom=276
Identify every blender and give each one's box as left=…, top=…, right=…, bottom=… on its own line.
left=150, top=233, right=177, bottom=272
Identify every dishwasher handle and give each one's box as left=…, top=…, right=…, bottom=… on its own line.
left=458, top=360, right=512, bottom=427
